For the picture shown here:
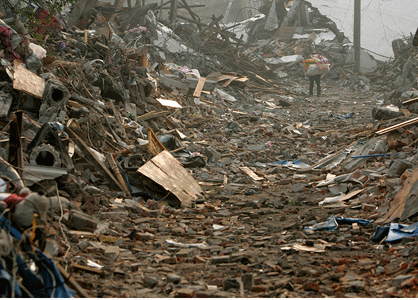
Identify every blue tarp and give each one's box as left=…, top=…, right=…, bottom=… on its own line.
left=0, top=216, right=75, bottom=298
left=372, top=221, right=418, bottom=243
left=331, top=112, right=354, bottom=119
left=305, top=215, right=373, bottom=235
left=267, top=159, right=311, bottom=169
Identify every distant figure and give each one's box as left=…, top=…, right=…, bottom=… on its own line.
left=302, top=54, right=330, bottom=97
left=413, top=28, right=418, bottom=47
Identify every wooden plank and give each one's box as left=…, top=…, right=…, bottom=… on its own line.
left=193, top=77, right=206, bottom=98
left=216, top=74, right=235, bottom=82
left=55, top=262, right=91, bottom=298
left=401, top=109, right=411, bottom=116
left=66, top=127, right=126, bottom=192
left=8, top=112, right=24, bottom=179
left=72, top=263, right=105, bottom=275
left=376, top=117, right=418, bottom=135
left=138, top=110, right=170, bottom=121
left=169, top=0, right=179, bottom=23
left=156, top=98, right=182, bottom=108
left=180, top=0, right=201, bottom=29
left=148, top=127, right=167, bottom=155
left=239, top=166, right=264, bottom=181
left=13, top=60, right=45, bottom=98
left=109, top=0, right=126, bottom=22
left=222, top=76, right=238, bottom=88
left=402, top=97, right=418, bottom=105
left=137, top=150, right=203, bottom=207
left=234, top=77, right=249, bottom=83
left=141, top=47, right=148, bottom=67
left=376, top=167, right=418, bottom=224
left=105, top=154, right=131, bottom=196
left=338, top=188, right=366, bottom=201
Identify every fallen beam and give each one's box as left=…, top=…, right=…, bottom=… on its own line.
left=403, top=97, right=418, bottom=105
left=66, top=127, right=127, bottom=193
left=375, top=116, right=418, bottom=135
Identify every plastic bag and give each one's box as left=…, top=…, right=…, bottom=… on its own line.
left=307, top=64, right=321, bottom=76
left=307, top=63, right=330, bottom=76
left=318, top=63, right=330, bottom=73
left=29, top=43, right=46, bottom=59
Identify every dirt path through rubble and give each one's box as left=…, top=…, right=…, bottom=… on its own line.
left=76, top=85, right=415, bottom=298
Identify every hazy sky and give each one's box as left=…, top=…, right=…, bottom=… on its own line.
left=308, top=0, right=417, bottom=59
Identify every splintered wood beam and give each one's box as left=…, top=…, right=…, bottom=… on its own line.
left=180, top=0, right=201, bottom=29
left=110, top=0, right=126, bottom=22
left=169, top=0, right=179, bottom=23
left=106, top=153, right=131, bottom=196
left=375, top=117, right=418, bottom=135
left=193, top=77, right=206, bottom=98
left=403, top=97, right=418, bottom=105
left=66, top=127, right=127, bottom=193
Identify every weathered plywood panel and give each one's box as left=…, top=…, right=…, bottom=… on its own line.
left=239, top=166, right=264, bottom=181
left=13, top=60, right=45, bottom=98
left=137, top=150, right=203, bottom=207
left=376, top=167, right=418, bottom=224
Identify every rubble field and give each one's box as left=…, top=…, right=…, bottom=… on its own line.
left=0, top=0, right=418, bottom=298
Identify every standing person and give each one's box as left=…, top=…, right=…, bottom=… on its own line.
left=309, top=74, right=321, bottom=97
left=303, top=54, right=329, bottom=97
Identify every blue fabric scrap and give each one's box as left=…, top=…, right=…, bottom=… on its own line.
left=372, top=221, right=418, bottom=243
left=305, top=215, right=373, bottom=235
left=0, top=216, right=75, bottom=298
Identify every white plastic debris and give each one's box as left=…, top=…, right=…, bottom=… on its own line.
left=29, top=43, right=47, bottom=60
left=87, top=260, right=104, bottom=269
left=166, top=239, right=208, bottom=248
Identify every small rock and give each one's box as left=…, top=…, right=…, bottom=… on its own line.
left=401, top=276, right=418, bottom=288
left=223, top=278, right=240, bottom=291
left=393, top=275, right=413, bottom=287
left=387, top=160, right=413, bottom=178
left=241, top=273, right=254, bottom=290
left=304, top=281, right=319, bottom=292
left=177, top=288, right=195, bottom=297
left=104, top=246, right=119, bottom=261
left=167, top=273, right=181, bottom=284
left=251, top=285, right=270, bottom=293
left=211, top=255, right=230, bottom=264
left=143, top=275, right=158, bottom=288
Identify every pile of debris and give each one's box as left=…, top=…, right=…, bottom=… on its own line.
left=1, top=0, right=418, bottom=297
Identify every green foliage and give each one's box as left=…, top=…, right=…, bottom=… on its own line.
left=13, top=0, right=77, bottom=26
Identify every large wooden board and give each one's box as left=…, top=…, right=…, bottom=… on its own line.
left=376, top=167, right=418, bottom=224
left=239, top=166, right=264, bottom=181
left=193, top=77, right=206, bottom=98
left=13, top=60, right=45, bottom=98
left=148, top=127, right=167, bottom=155
left=137, top=150, right=203, bottom=207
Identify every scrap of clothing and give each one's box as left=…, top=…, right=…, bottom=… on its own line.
left=0, top=25, right=24, bottom=63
